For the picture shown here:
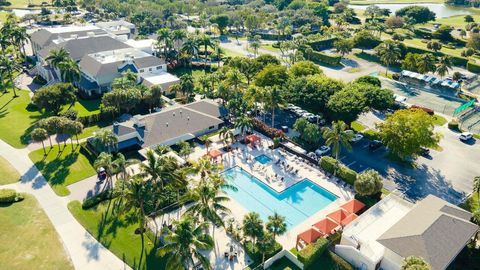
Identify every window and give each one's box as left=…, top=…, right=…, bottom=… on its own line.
left=156, top=66, right=162, bottom=70
left=139, top=69, right=144, bottom=73
left=209, top=126, right=215, bottom=130
left=149, top=68, right=152, bottom=71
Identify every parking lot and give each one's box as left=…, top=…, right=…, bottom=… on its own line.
left=259, top=106, right=478, bottom=204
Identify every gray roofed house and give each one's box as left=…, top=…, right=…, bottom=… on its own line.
left=95, top=20, right=136, bottom=37
left=101, top=100, right=226, bottom=150
left=336, top=194, right=478, bottom=270
left=38, top=35, right=131, bottom=62
left=184, top=99, right=229, bottom=119
left=376, top=195, right=478, bottom=270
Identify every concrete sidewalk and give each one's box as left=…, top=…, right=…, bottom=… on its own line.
left=0, top=139, right=131, bottom=270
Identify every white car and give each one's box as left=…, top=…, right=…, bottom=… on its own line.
left=307, top=152, right=318, bottom=160
left=351, top=133, right=364, bottom=143
left=459, top=132, right=473, bottom=141
left=394, top=94, right=407, bottom=103
left=315, top=146, right=331, bottom=156
left=302, top=112, right=315, bottom=118
left=286, top=104, right=299, bottom=111
left=294, top=109, right=306, bottom=116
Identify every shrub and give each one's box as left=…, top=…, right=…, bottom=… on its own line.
left=448, top=120, right=460, bottom=131
left=467, top=61, right=480, bottom=74
left=0, top=189, right=24, bottom=203
left=60, top=109, right=78, bottom=120
left=244, top=240, right=283, bottom=265
left=298, top=238, right=329, bottom=269
left=307, top=38, right=337, bottom=51
left=338, top=166, right=357, bottom=185
left=252, top=118, right=285, bottom=139
left=328, top=251, right=354, bottom=270
left=305, top=49, right=342, bottom=66
left=82, top=189, right=117, bottom=209
left=319, top=156, right=337, bottom=173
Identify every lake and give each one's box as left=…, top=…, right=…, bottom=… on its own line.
left=350, top=3, right=476, bottom=18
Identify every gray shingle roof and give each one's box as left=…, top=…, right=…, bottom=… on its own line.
left=377, top=195, right=478, bottom=270
left=38, top=35, right=131, bottom=61
left=79, top=53, right=163, bottom=78
left=184, top=99, right=228, bottom=118
left=30, top=28, right=108, bottom=48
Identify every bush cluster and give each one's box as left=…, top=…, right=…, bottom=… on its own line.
left=467, top=61, right=480, bottom=74
left=320, top=156, right=357, bottom=185
left=0, top=189, right=24, bottom=203
left=448, top=120, right=460, bottom=131
left=244, top=240, right=282, bottom=265
left=303, top=48, right=342, bottom=66
left=297, top=238, right=329, bottom=269
left=307, top=38, right=337, bottom=51
left=252, top=118, right=285, bottom=139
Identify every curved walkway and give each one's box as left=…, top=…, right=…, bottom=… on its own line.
left=0, top=139, right=131, bottom=270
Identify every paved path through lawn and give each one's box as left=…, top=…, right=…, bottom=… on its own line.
left=0, top=139, right=131, bottom=270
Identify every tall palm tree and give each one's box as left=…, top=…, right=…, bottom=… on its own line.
left=375, top=40, right=402, bottom=75
left=199, top=34, right=213, bottom=69
left=225, top=68, right=244, bottom=92
left=139, top=149, right=163, bottom=187
left=92, top=129, right=118, bottom=153
left=417, top=53, right=437, bottom=74
left=181, top=36, right=199, bottom=66
left=46, top=48, right=69, bottom=69
left=158, top=216, right=214, bottom=270
left=0, top=55, right=18, bottom=97
left=31, top=128, right=48, bottom=155
left=188, top=157, right=221, bottom=181
left=264, top=86, right=284, bottom=128
left=436, top=56, right=452, bottom=78
left=250, top=40, right=260, bottom=58
left=11, top=26, right=29, bottom=59
left=58, top=58, right=80, bottom=83
left=322, top=121, right=354, bottom=162
left=172, top=29, right=187, bottom=51
left=219, top=127, right=235, bottom=148
left=185, top=179, right=231, bottom=231
left=119, top=176, right=151, bottom=268
left=113, top=153, right=139, bottom=185
left=266, top=212, right=287, bottom=241
left=242, top=212, right=264, bottom=244
left=94, top=152, right=116, bottom=189
left=234, top=116, right=253, bottom=142
left=157, top=28, right=172, bottom=61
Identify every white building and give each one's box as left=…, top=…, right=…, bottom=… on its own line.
left=335, top=194, right=478, bottom=270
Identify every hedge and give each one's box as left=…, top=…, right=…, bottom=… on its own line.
left=328, top=251, right=354, bottom=270
left=298, top=238, right=329, bottom=269
left=403, top=44, right=469, bottom=67
left=307, top=37, right=337, bottom=51
left=320, top=156, right=357, bottom=185
left=413, top=28, right=432, bottom=39
left=244, top=240, right=283, bottom=266
left=304, top=48, right=342, bottom=66
left=82, top=189, right=117, bottom=209
left=467, top=61, right=480, bottom=74
left=0, top=189, right=24, bottom=203
left=253, top=32, right=291, bottom=41
left=448, top=120, right=460, bottom=131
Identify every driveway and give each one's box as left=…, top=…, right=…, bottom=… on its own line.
left=67, top=175, right=114, bottom=202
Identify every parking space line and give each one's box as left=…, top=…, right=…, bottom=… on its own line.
left=346, top=161, right=356, bottom=167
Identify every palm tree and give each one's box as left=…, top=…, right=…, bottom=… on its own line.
left=172, top=29, right=187, bottom=51
left=94, top=152, right=116, bottom=189
left=417, top=53, right=437, bottom=74
left=188, top=157, right=221, bottom=180
left=473, top=176, right=480, bottom=198
left=242, top=212, right=264, bottom=244
left=264, top=86, right=284, bottom=128
left=181, top=35, right=199, bottom=66
left=139, top=149, right=171, bottom=189
left=219, top=127, right=235, bottom=148
left=250, top=40, right=260, bottom=58
left=92, top=129, right=118, bottom=153
left=0, top=55, right=18, bottom=97
left=266, top=212, right=287, bottom=241
left=113, top=153, right=139, bottom=183
left=46, top=48, right=69, bottom=69
left=157, top=28, right=172, bottom=61
left=11, top=26, right=29, bottom=59
left=436, top=56, right=452, bottom=78
left=472, top=210, right=480, bottom=242
left=31, top=128, right=48, bottom=155
left=234, top=116, right=253, bottom=142
left=375, top=40, right=402, bottom=76
left=58, top=58, right=80, bottom=83
left=158, top=216, right=214, bottom=270
left=225, top=68, right=244, bottom=92
left=257, top=232, right=276, bottom=265
left=185, top=179, right=231, bottom=232
left=119, top=176, right=150, bottom=268
left=199, top=34, right=213, bottom=69
left=322, top=121, right=354, bottom=162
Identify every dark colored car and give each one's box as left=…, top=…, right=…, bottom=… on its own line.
left=369, top=140, right=383, bottom=151
left=419, top=147, right=430, bottom=157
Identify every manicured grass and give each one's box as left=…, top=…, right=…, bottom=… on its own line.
left=61, top=98, right=101, bottom=117
left=0, top=194, right=74, bottom=270
left=431, top=114, right=447, bottom=126
left=288, top=248, right=353, bottom=270
left=0, top=89, right=44, bottom=148
left=267, top=256, right=301, bottom=270
left=262, top=44, right=281, bottom=53
left=68, top=200, right=166, bottom=270
left=0, top=11, right=9, bottom=24
left=350, top=0, right=442, bottom=4
left=0, top=156, right=21, bottom=185
left=461, top=192, right=479, bottom=213
left=347, top=67, right=361, bottom=73
left=4, top=0, right=45, bottom=7
left=351, top=121, right=367, bottom=132
left=222, top=47, right=247, bottom=58
left=435, top=14, right=480, bottom=28
left=402, top=38, right=464, bottom=58
left=28, top=144, right=96, bottom=196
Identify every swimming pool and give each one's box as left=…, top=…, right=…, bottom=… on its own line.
left=222, top=167, right=337, bottom=228
left=255, top=154, right=272, bottom=164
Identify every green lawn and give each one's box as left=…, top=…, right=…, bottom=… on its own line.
left=0, top=89, right=44, bottom=148
left=435, top=14, right=480, bottom=28
left=68, top=200, right=166, bottom=270
left=402, top=38, right=464, bottom=58
left=267, top=256, right=301, bottom=270
left=0, top=156, right=21, bottom=185
left=262, top=44, right=281, bottom=53
left=431, top=114, right=447, bottom=126
left=4, top=0, right=45, bottom=7
left=28, top=144, right=96, bottom=196
left=62, top=99, right=101, bottom=117
left=0, top=194, right=74, bottom=270
left=351, top=121, right=367, bottom=132
left=350, top=0, right=442, bottom=4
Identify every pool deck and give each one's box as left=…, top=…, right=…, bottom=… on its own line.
left=189, top=132, right=355, bottom=250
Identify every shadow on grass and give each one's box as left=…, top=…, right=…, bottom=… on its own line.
left=34, top=151, right=78, bottom=187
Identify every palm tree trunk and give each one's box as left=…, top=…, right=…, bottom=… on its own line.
left=271, top=109, right=275, bottom=128
left=41, top=141, right=46, bottom=156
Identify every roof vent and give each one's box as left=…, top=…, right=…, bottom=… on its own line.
left=173, top=112, right=175, bottom=116
left=166, top=122, right=169, bottom=127
left=187, top=116, right=190, bottom=121
left=180, top=110, right=182, bottom=114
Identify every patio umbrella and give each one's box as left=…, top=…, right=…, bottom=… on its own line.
left=327, top=208, right=350, bottom=224
left=296, top=228, right=324, bottom=247
left=312, top=218, right=339, bottom=235
left=340, top=213, right=358, bottom=227
left=340, top=199, right=366, bottom=215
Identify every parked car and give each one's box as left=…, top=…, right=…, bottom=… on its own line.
left=394, top=94, right=407, bottom=103
left=351, top=133, right=364, bottom=143
left=369, top=140, right=383, bottom=151
left=419, top=147, right=430, bottom=157
left=286, top=104, right=300, bottom=111
left=307, top=152, right=318, bottom=161
left=97, top=167, right=107, bottom=181
left=315, top=146, right=331, bottom=156
left=459, top=132, right=473, bottom=141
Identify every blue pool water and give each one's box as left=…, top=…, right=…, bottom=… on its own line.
left=222, top=167, right=337, bottom=228
left=255, top=154, right=273, bottom=164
